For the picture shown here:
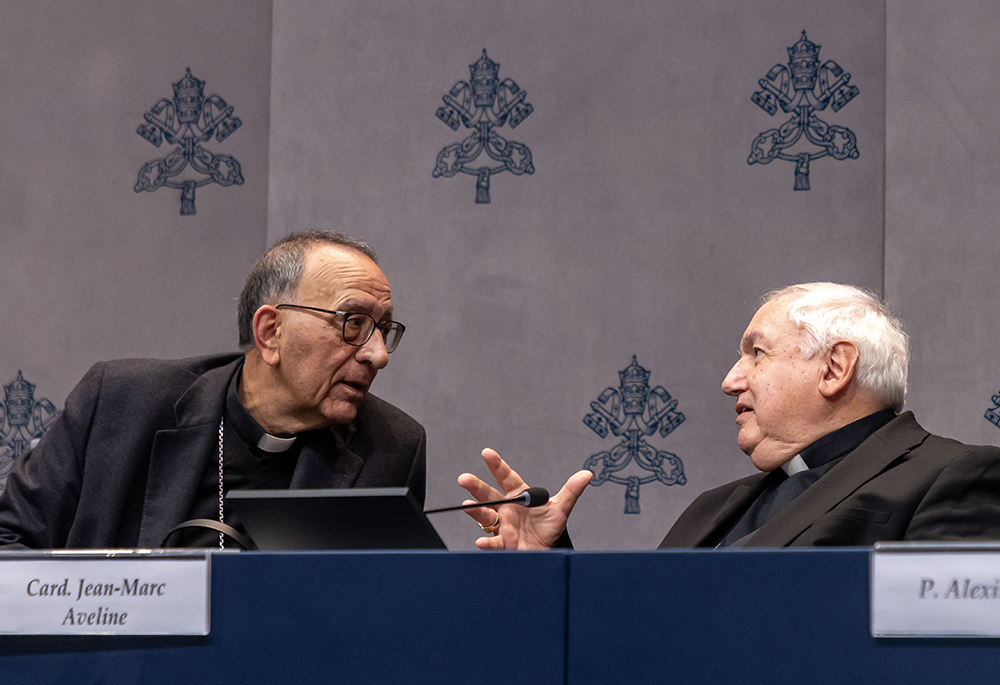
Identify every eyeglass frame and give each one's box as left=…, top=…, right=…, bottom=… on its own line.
left=274, top=303, right=405, bottom=353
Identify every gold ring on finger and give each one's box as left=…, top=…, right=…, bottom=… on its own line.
left=479, top=510, right=501, bottom=535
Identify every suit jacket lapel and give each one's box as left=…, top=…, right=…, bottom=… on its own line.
left=137, top=359, right=241, bottom=547
left=745, top=412, right=929, bottom=547
left=684, top=474, right=775, bottom=547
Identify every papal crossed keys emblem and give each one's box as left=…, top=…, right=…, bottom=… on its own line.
left=135, top=68, right=244, bottom=215
left=583, top=356, right=686, bottom=514
left=984, top=391, right=1000, bottom=430
left=748, top=30, right=860, bottom=190
left=433, top=50, right=535, bottom=204
left=0, top=371, right=58, bottom=493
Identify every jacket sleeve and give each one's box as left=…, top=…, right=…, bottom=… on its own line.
left=405, top=426, right=427, bottom=506
left=905, top=445, right=1000, bottom=541
left=0, top=363, right=105, bottom=548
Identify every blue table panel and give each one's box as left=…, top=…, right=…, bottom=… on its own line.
left=567, top=549, right=1000, bottom=684
left=0, top=551, right=569, bottom=685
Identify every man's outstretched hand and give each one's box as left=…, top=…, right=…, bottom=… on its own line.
left=457, top=448, right=593, bottom=550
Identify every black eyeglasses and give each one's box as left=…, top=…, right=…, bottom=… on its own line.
left=275, top=304, right=405, bottom=353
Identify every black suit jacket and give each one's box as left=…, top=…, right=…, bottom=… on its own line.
left=0, top=354, right=426, bottom=549
left=659, top=412, right=1000, bottom=547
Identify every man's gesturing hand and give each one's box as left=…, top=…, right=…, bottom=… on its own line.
left=457, top=448, right=593, bottom=550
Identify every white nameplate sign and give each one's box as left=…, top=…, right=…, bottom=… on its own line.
left=871, top=542, right=1000, bottom=638
left=0, top=551, right=210, bottom=635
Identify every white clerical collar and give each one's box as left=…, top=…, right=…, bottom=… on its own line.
left=781, top=454, right=809, bottom=476
left=256, top=433, right=298, bottom=453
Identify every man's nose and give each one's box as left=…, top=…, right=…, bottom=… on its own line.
left=356, top=329, right=390, bottom=369
left=721, top=359, right=746, bottom=396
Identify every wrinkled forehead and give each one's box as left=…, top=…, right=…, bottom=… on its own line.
left=298, top=245, right=392, bottom=309
left=741, top=297, right=800, bottom=349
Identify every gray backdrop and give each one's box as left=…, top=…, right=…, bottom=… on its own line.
left=0, top=0, right=272, bottom=487
left=269, top=0, right=884, bottom=549
left=1, top=0, right=996, bottom=551
left=885, top=0, right=1000, bottom=449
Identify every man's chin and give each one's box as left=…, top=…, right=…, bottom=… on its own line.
left=736, top=430, right=758, bottom=459
left=330, top=407, right=359, bottom=425
left=320, top=397, right=363, bottom=426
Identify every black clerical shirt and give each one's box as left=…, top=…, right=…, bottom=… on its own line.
left=718, top=408, right=897, bottom=548
left=177, top=363, right=354, bottom=547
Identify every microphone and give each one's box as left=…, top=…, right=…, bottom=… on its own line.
left=425, top=487, right=550, bottom=514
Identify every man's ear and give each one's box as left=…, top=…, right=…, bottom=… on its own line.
left=818, top=340, right=860, bottom=398
left=252, top=306, right=281, bottom=366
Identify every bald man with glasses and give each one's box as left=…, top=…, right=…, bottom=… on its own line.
left=0, top=231, right=425, bottom=549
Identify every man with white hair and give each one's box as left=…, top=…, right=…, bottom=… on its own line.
left=460, top=282, right=1000, bottom=548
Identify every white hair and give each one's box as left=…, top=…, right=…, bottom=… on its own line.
left=764, top=282, right=909, bottom=412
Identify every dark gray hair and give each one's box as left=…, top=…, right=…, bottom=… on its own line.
left=237, top=231, right=378, bottom=350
